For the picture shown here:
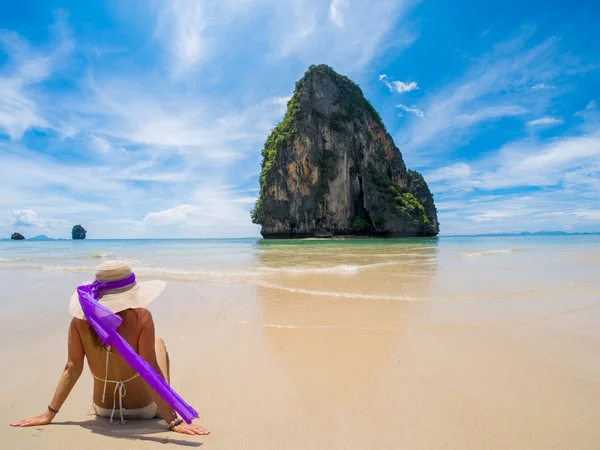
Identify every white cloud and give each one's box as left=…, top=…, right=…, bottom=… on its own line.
left=456, top=105, right=527, bottom=126
left=426, top=163, right=472, bottom=183
left=271, top=0, right=415, bottom=73
left=396, top=103, right=424, bottom=117
left=391, top=80, right=418, bottom=93
left=139, top=184, right=260, bottom=236
left=526, top=116, right=564, bottom=127
left=64, top=76, right=291, bottom=168
left=380, top=74, right=419, bottom=93
left=88, top=134, right=130, bottom=157
left=143, top=204, right=196, bottom=224
left=12, top=209, right=47, bottom=229
left=531, top=83, right=553, bottom=90
left=329, top=0, right=350, bottom=28
left=146, top=1, right=416, bottom=75
left=471, top=210, right=518, bottom=222
left=426, top=133, right=600, bottom=193
left=480, top=134, right=600, bottom=189
left=154, top=0, right=206, bottom=74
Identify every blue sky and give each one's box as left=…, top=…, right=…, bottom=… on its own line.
left=1, top=0, right=599, bottom=238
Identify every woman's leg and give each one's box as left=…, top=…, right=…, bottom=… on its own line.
left=155, top=338, right=171, bottom=385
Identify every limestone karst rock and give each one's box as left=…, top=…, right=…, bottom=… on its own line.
left=251, top=65, right=439, bottom=238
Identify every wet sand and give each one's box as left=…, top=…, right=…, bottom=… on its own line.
left=2, top=240, right=600, bottom=449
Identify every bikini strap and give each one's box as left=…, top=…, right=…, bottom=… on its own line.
left=101, top=348, right=109, bottom=404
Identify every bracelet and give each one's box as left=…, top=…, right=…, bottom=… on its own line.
left=48, top=404, right=59, bottom=414
left=168, top=417, right=183, bottom=431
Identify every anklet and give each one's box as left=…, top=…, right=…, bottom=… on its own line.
left=48, top=404, right=59, bottom=414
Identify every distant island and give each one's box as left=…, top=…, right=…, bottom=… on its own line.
left=29, top=234, right=55, bottom=241
left=7, top=233, right=63, bottom=241
left=447, top=231, right=600, bottom=237
left=251, top=64, right=438, bottom=239
left=72, top=224, right=87, bottom=240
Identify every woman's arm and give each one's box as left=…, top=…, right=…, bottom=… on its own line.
left=10, top=319, right=85, bottom=427
left=137, top=310, right=209, bottom=436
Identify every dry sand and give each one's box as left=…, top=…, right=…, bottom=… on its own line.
left=2, top=269, right=600, bottom=449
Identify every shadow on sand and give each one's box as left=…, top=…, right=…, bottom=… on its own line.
left=53, top=417, right=203, bottom=447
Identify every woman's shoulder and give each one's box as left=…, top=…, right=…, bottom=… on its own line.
left=70, top=317, right=86, bottom=331
left=132, top=307, right=154, bottom=323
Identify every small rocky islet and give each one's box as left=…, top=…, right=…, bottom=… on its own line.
left=72, top=224, right=87, bottom=240
left=251, top=64, right=439, bottom=238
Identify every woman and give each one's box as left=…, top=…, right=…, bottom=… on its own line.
left=10, top=260, right=210, bottom=436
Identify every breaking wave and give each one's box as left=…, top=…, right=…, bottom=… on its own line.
left=0, top=260, right=397, bottom=281
left=461, top=249, right=516, bottom=257
left=0, top=252, right=113, bottom=261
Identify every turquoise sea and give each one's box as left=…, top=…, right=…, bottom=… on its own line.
left=1, top=235, right=599, bottom=302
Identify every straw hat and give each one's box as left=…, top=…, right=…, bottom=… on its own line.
left=69, top=260, right=166, bottom=319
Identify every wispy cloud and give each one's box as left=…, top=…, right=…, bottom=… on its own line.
left=397, top=29, right=592, bottom=159
left=141, top=184, right=260, bottom=236
left=530, top=83, right=553, bottom=91
left=270, top=0, right=415, bottom=73
left=396, top=103, right=424, bottom=117
left=526, top=116, right=564, bottom=127
left=424, top=130, right=600, bottom=233
left=329, top=0, right=350, bottom=28
left=426, top=133, right=600, bottom=191
left=426, top=162, right=472, bottom=183
left=154, top=0, right=206, bottom=74
left=0, top=15, right=73, bottom=140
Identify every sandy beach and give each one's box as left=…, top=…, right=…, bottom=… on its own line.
left=2, top=237, right=600, bottom=449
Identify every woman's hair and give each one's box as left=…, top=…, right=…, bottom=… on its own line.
left=87, top=308, right=137, bottom=347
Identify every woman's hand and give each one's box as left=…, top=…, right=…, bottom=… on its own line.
left=172, top=422, right=210, bottom=435
left=10, top=411, right=54, bottom=427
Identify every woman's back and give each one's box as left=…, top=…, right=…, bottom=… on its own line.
left=75, top=308, right=154, bottom=409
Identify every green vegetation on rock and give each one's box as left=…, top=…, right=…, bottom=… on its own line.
left=251, top=75, right=305, bottom=224
left=314, top=64, right=386, bottom=131
left=11, top=232, right=25, bottom=240
left=367, top=163, right=430, bottom=228
left=351, top=217, right=372, bottom=232
left=72, top=224, right=87, bottom=240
